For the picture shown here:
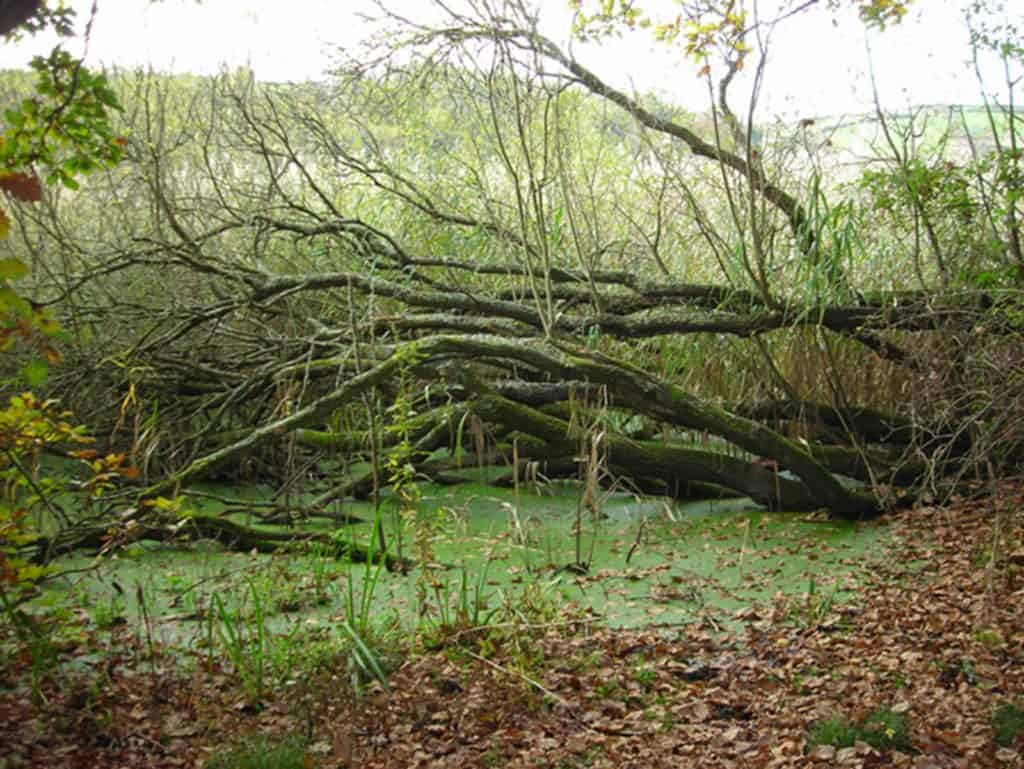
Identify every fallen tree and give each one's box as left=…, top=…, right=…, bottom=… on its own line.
left=133, top=334, right=882, bottom=519
left=7, top=5, right=1021, bottom=561
left=32, top=513, right=409, bottom=571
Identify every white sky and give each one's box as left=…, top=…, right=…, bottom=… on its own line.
left=0, top=1, right=1016, bottom=119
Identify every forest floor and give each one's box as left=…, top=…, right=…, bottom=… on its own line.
left=1, top=488, right=1023, bottom=769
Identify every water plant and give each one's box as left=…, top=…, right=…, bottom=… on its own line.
left=429, top=560, right=497, bottom=636
left=336, top=510, right=392, bottom=694
left=337, top=517, right=387, bottom=639
left=306, top=542, right=335, bottom=604
left=210, top=579, right=269, bottom=704
left=90, top=593, right=126, bottom=630
left=797, top=576, right=840, bottom=627
left=338, top=618, right=390, bottom=694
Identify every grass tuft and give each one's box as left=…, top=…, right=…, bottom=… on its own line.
left=806, top=714, right=860, bottom=749
left=203, top=735, right=311, bottom=769
left=807, top=707, right=910, bottom=751
left=859, top=708, right=911, bottom=750
left=993, top=701, right=1024, bottom=748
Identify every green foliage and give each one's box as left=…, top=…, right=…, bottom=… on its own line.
left=385, top=387, right=423, bottom=522
left=859, top=158, right=977, bottom=228
left=0, top=391, right=134, bottom=699
left=993, top=700, right=1024, bottom=748
left=336, top=511, right=394, bottom=694
left=1, top=1, right=124, bottom=359
left=797, top=176, right=862, bottom=301
left=807, top=714, right=861, bottom=749
left=0, top=6, right=129, bottom=648
left=338, top=618, right=391, bottom=694
left=305, top=542, right=335, bottom=605
left=633, top=665, right=655, bottom=690
left=210, top=580, right=272, bottom=704
left=967, top=1, right=1024, bottom=64
left=850, top=0, right=911, bottom=27
left=0, top=2, right=76, bottom=39
left=429, top=562, right=497, bottom=634
left=972, top=627, right=1004, bottom=648
left=385, top=354, right=444, bottom=614
left=203, top=735, right=312, bottom=769
left=795, top=577, right=840, bottom=628
left=0, top=393, right=88, bottom=598
left=571, top=1, right=908, bottom=73
left=0, top=47, right=125, bottom=188
left=860, top=708, right=911, bottom=750
left=337, top=511, right=388, bottom=637
left=807, top=707, right=911, bottom=750
left=89, top=593, right=126, bottom=630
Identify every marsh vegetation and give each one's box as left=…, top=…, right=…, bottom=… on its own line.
left=1, top=1, right=1023, bottom=766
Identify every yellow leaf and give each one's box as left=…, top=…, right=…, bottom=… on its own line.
left=18, top=564, right=45, bottom=583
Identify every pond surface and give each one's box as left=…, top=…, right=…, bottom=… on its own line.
left=37, top=475, right=892, bottom=650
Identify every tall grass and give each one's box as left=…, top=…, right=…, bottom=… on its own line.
left=210, top=579, right=276, bottom=703
left=337, top=507, right=391, bottom=693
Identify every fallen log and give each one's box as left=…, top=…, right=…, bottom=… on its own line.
left=32, top=513, right=409, bottom=571
left=467, top=390, right=821, bottom=512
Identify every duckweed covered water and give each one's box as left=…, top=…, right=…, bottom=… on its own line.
left=37, top=476, right=891, bottom=647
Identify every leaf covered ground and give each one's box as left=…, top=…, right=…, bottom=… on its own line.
left=1, top=491, right=1022, bottom=769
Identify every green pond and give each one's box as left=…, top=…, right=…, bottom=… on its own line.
left=35, top=473, right=892, bottom=649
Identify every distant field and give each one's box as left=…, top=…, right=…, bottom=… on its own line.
left=811, top=104, right=1017, bottom=158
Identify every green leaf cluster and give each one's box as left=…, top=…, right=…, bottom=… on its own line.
left=0, top=394, right=88, bottom=601
left=0, top=47, right=125, bottom=190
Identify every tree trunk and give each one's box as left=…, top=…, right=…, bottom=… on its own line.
left=33, top=514, right=409, bottom=571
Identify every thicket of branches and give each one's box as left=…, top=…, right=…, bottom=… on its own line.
left=3, top=1, right=1023, bottom=552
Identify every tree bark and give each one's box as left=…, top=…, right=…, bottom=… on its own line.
left=468, top=390, right=820, bottom=512
left=33, top=514, right=409, bottom=571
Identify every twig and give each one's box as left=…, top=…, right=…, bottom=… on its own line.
left=465, top=649, right=569, bottom=707
left=625, top=515, right=648, bottom=565
left=465, top=649, right=645, bottom=737
left=442, top=615, right=600, bottom=643
left=4, top=448, right=70, bottom=527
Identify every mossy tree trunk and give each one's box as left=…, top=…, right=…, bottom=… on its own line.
left=32, top=514, right=409, bottom=571
left=143, top=334, right=881, bottom=519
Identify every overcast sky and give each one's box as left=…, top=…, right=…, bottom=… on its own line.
left=0, top=1, right=1017, bottom=119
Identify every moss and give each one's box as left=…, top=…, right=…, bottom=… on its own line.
left=972, top=628, right=1004, bottom=649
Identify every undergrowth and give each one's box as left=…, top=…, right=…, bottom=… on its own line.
left=807, top=707, right=911, bottom=751
left=993, top=700, right=1024, bottom=748
left=203, top=734, right=311, bottom=769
